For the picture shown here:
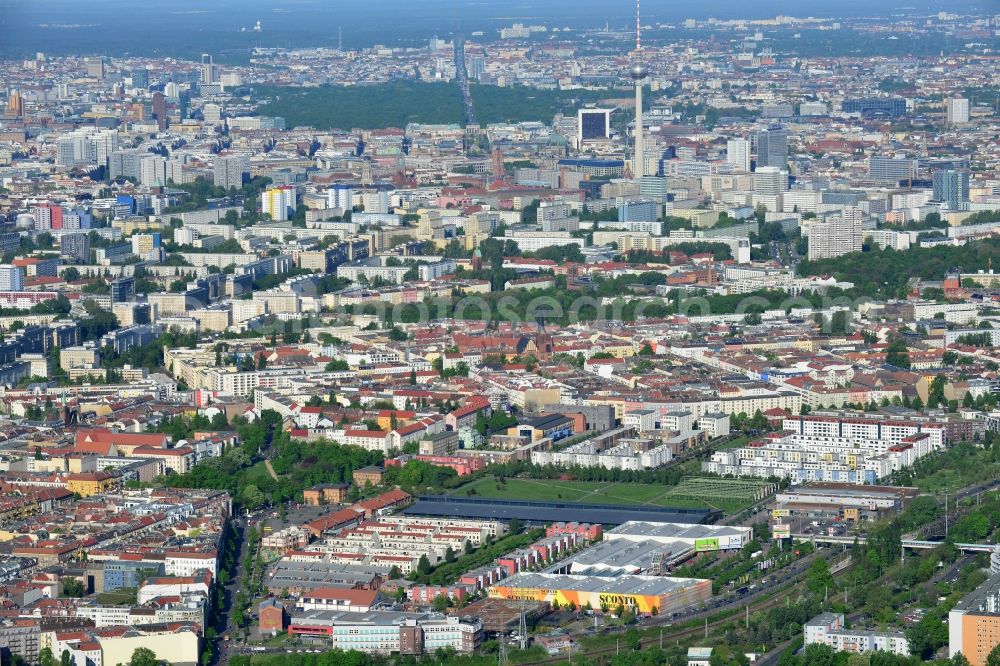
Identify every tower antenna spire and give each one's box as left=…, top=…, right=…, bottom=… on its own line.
left=636, top=0, right=641, bottom=53
left=628, top=0, right=649, bottom=180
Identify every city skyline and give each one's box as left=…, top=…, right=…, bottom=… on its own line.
left=0, top=3, right=999, bottom=666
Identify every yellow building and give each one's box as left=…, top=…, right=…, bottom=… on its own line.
left=64, top=471, right=120, bottom=497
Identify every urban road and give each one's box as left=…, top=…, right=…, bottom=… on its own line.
left=454, top=37, right=477, bottom=127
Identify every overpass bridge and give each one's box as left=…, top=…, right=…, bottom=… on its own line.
left=791, top=533, right=996, bottom=553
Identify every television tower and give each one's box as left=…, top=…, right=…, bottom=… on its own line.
left=628, top=0, right=648, bottom=180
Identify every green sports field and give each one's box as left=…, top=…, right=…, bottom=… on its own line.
left=449, top=476, right=772, bottom=513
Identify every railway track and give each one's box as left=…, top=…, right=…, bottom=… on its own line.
left=519, top=554, right=855, bottom=665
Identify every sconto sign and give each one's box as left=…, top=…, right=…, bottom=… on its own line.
left=599, top=594, right=639, bottom=608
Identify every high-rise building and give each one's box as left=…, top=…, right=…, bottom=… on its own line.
left=86, top=57, right=105, bottom=80
left=949, top=572, right=1000, bottom=666
left=61, top=233, right=91, bottom=263
left=62, top=208, right=92, bottom=230
left=753, top=126, right=788, bottom=169
left=360, top=190, right=391, bottom=214
left=726, top=138, right=751, bottom=172
left=468, top=55, right=486, bottom=81
left=131, top=68, right=149, bottom=90
left=946, top=97, right=970, bottom=124
left=868, top=156, right=918, bottom=183
left=203, top=103, right=223, bottom=124
left=214, top=155, right=248, bottom=190
left=933, top=170, right=970, bottom=211
left=140, top=156, right=167, bottom=187
left=56, top=128, right=118, bottom=168
left=327, top=184, right=354, bottom=211
left=577, top=108, right=612, bottom=143
left=752, top=166, right=788, bottom=196
left=618, top=200, right=659, bottom=222
left=30, top=203, right=63, bottom=231
left=151, top=92, right=168, bottom=131
left=177, top=89, right=191, bottom=120
left=6, top=89, right=24, bottom=117
left=0, top=265, right=24, bottom=291
left=111, top=277, right=135, bottom=303
left=131, top=233, right=162, bottom=257
left=200, top=54, right=217, bottom=84
left=262, top=186, right=296, bottom=221
left=109, top=149, right=143, bottom=181
left=638, top=175, right=669, bottom=203
left=806, top=210, right=863, bottom=260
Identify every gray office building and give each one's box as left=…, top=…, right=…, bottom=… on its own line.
left=60, top=232, right=91, bottom=263
left=753, top=126, right=788, bottom=169
left=868, top=157, right=918, bottom=183
left=109, top=149, right=143, bottom=181
left=213, top=155, right=248, bottom=190
left=932, top=170, right=969, bottom=211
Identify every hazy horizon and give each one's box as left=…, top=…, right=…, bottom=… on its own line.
left=0, top=0, right=996, bottom=60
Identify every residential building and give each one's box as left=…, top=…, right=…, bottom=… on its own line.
left=805, top=612, right=909, bottom=656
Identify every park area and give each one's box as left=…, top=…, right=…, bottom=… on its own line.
left=450, top=475, right=772, bottom=513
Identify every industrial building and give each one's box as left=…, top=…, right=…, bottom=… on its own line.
left=489, top=572, right=712, bottom=616
left=544, top=538, right=694, bottom=576
left=603, top=522, right=752, bottom=552
left=773, top=483, right=919, bottom=522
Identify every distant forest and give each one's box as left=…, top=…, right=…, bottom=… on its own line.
left=256, top=82, right=616, bottom=131
left=256, top=82, right=466, bottom=130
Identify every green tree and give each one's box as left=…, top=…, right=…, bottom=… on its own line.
left=885, top=336, right=911, bottom=369
left=806, top=558, right=833, bottom=596
left=987, top=644, right=1000, bottom=666
left=416, top=554, right=432, bottom=576
left=38, top=648, right=56, bottom=666
left=62, top=577, right=86, bottom=597
left=240, top=484, right=265, bottom=510
left=800, top=643, right=836, bottom=666
left=129, top=647, right=159, bottom=666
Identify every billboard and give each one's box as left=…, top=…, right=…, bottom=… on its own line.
left=772, top=524, right=791, bottom=539
left=771, top=509, right=790, bottom=518
left=694, top=537, right=720, bottom=552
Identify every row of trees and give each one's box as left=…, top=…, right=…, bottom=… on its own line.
left=798, top=238, right=1000, bottom=299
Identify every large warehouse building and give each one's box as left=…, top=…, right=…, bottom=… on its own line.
left=545, top=522, right=754, bottom=576
left=488, top=572, right=712, bottom=616
left=603, top=521, right=752, bottom=551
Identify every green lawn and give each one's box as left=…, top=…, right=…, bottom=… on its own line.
left=913, top=468, right=965, bottom=493
left=95, top=588, right=136, bottom=605
left=243, top=461, right=276, bottom=484
left=448, top=476, right=753, bottom=511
